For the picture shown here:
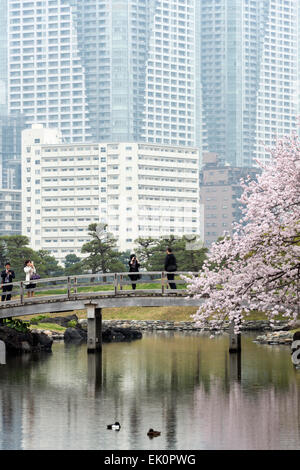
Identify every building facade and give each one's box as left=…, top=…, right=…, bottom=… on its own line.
left=8, top=0, right=202, bottom=148
left=0, top=0, right=8, bottom=115
left=139, top=0, right=202, bottom=147
left=0, top=114, right=24, bottom=190
left=0, top=114, right=24, bottom=236
left=8, top=0, right=92, bottom=143
left=22, top=125, right=200, bottom=263
left=0, top=189, right=21, bottom=236
left=200, top=0, right=298, bottom=167
left=200, top=152, right=258, bottom=246
left=102, top=141, right=200, bottom=251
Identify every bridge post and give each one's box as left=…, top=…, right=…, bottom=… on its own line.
left=20, top=281, right=24, bottom=304
left=229, top=321, right=241, bottom=353
left=0, top=340, right=6, bottom=365
left=161, top=271, right=165, bottom=295
left=86, top=303, right=102, bottom=353
left=74, top=277, right=78, bottom=294
left=114, top=273, right=118, bottom=295
left=67, top=277, right=71, bottom=299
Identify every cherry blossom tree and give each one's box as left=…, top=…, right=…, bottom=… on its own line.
left=186, top=133, right=300, bottom=332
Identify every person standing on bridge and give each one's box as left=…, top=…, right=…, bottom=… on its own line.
left=128, top=254, right=140, bottom=290
left=1, top=262, right=15, bottom=302
left=24, top=260, right=37, bottom=298
left=164, top=247, right=177, bottom=290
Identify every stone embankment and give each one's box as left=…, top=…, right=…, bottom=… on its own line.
left=254, top=331, right=294, bottom=345
left=79, top=318, right=289, bottom=333
left=30, top=317, right=297, bottom=346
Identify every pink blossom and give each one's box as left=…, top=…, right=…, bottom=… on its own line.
left=185, top=133, right=300, bottom=333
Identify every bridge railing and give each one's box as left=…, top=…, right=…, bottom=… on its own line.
left=0, top=271, right=199, bottom=306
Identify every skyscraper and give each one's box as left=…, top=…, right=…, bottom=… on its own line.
left=200, top=0, right=298, bottom=167
left=76, top=0, right=202, bottom=146
left=140, top=0, right=202, bottom=147
left=0, top=0, right=8, bottom=114
left=8, top=0, right=203, bottom=147
left=8, top=0, right=92, bottom=143
left=75, top=0, right=153, bottom=143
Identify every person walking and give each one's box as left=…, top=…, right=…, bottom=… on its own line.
left=164, top=247, right=177, bottom=290
left=1, top=262, right=15, bottom=301
left=24, top=260, right=37, bottom=298
left=128, top=254, right=140, bottom=290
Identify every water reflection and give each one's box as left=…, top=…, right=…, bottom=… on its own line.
left=0, top=332, right=299, bottom=450
left=87, top=353, right=102, bottom=397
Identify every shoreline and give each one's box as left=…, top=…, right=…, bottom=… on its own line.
left=32, top=318, right=294, bottom=342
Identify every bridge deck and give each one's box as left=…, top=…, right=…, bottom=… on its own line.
left=0, top=272, right=202, bottom=319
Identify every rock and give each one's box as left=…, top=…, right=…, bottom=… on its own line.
left=102, top=327, right=142, bottom=343
left=0, top=325, right=53, bottom=354
left=39, top=314, right=79, bottom=328
left=33, top=331, right=53, bottom=350
left=78, top=319, right=87, bottom=329
left=64, top=327, right=87, bottom=343
left=21, top=341, right=31, bottom=352
left=293, top=331, right=300, bottom=341
left=255, top=329, right=294, bottom=345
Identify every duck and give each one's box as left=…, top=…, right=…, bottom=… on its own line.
left=147, top=428, right=161, bottom=437
left=107, top=421, right=121, bottom=430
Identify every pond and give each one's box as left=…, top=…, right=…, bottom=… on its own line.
left=0, top=331, right=299, bottom=450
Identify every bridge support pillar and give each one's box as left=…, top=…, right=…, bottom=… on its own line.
left=229, top=321, right=241, bottom=353
left=0, top=340, right=6, bottom=365
left=86, top=304, right=102, bottom=353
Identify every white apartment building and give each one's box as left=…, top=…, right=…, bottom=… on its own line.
left=22, top=126, right=200, bottom=264
left=103, top=142, right=200, bottom=252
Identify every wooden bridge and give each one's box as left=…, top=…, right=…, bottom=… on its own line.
left=0, top=271, right=205, bottom=352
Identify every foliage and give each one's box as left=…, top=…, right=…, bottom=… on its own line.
left=35, top=250, right=64, bottom=278
left=135, top=235, right=208, bottom=272
left=0, top=236, right=64, bottom=280
left=186, top=133, right=300, bottom=332
left=29, top=315, right=49, bottom=325
left=3, top=318, right=29, bottom=333
left=118, top=250, right=132, bottom=271
left=81, top=223, right=125, bottom=273
left=64, top=254, right=84, bottom=276
left=0, top=235, right=38, bottom=280
left=67, top=320, right=78, bottom=328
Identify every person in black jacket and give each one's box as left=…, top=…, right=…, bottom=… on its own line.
left=1, top=262, right=15, bottom=301
left=128, top=254, right=140, bottom=290
left=164, top=247, right=177, bottom=289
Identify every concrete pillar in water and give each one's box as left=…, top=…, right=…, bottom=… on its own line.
left=86, top=304, right=102, bottom=353
left=229, top=321, right=241, bottom=353
left=0, top=340, right=6, bottom=365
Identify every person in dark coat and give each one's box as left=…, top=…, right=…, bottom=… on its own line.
left=164, top=247, right=177, bottom=289
left=128, top=254, right=140, bottom=290
left=1, top=262, right=15, bottom=301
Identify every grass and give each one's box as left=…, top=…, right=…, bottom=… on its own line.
left=29, top=322, right=66, bottom=332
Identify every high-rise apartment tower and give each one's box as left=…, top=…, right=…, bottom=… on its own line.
left=200, top=0, right=298, bottom=166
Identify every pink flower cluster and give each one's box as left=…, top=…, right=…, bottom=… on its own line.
left=186, top=133, right=300, bottom=333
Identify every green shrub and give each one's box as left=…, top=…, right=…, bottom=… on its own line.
left=30, top=314, right=49, bottom=325
left=67, top=320, right=77, bottom=328
left=3, top=318, right=29, bottom=333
